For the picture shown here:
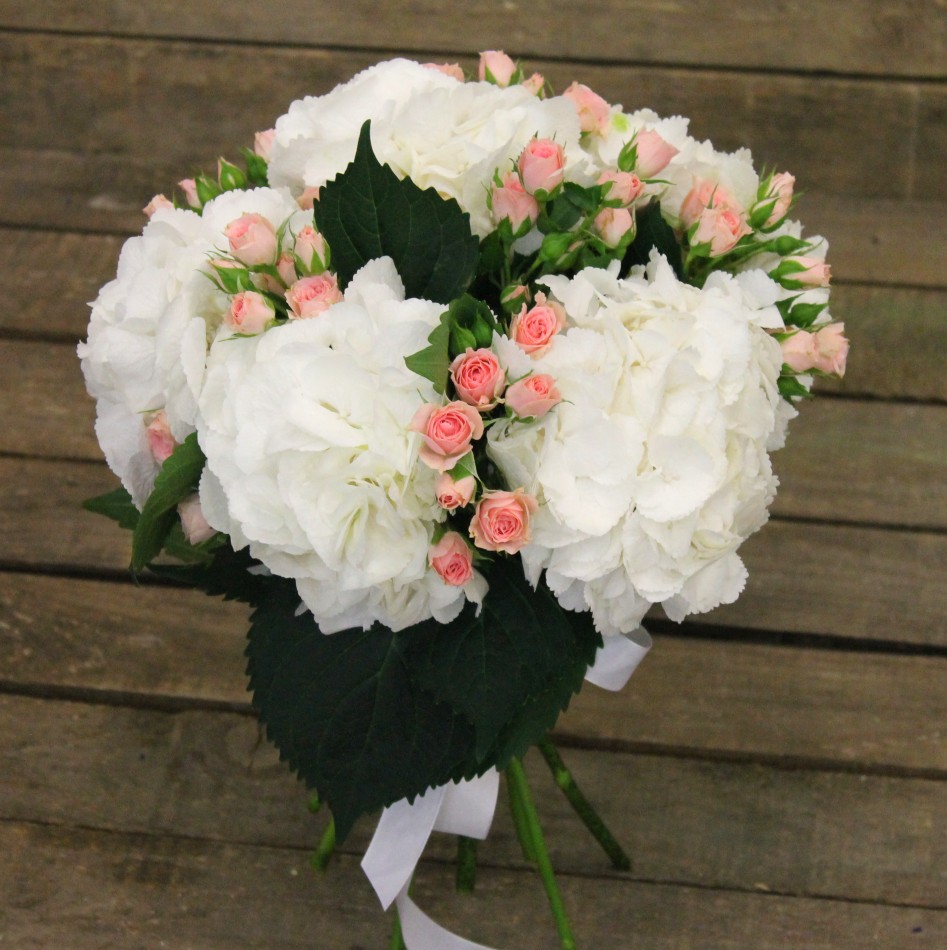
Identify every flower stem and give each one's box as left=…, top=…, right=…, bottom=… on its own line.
left=506, top=760, right=537, bottom=863
left=456, top=835, right=479, bottom=893
left=506, top=757, right=577, bottom=950
left=389, top=905, right=406, bottom=950
left=536, top=736, right=631, bottom=871
left=309, top=818, right=336, bottom=872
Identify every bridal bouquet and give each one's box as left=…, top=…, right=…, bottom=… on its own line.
left=79, top=51, right=847, bottom=948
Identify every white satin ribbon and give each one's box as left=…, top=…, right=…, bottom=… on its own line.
left=361, top=626, right=651, bottom=949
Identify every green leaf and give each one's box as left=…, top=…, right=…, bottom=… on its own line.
left=315, top=121, right=480, bottom=303
left=82, top=486, right=139, bottom=530
left=402, top=566, right=588, bottom=760
left=778, top=373, right=814, bottom=400
left=130, top=433, right=206, bottom=573
left=623, top=201, right=684, bottom=279
left=404, top=311, right=451, bottom=394
left=148, top=544, right=277, bottom=606
left=786, top=301, right=827, bottom=329
left=239, top=146, right=270, bottom=187
left=246, top=579, right=478, bottom=842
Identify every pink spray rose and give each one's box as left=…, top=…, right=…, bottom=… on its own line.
left=478, top=50, right=517, bottom=86
left=786, top=256, right=832, bottom=287
left=253, top=129, right=276, bottom=160
left=177, top=494, right=217, bottom=545
left=633, top=130, right=679, bottom=178
left=225, top=213, right=279, bottom=266
left=491, top=172, right=540, bottom=234
left=594, top=207, right=636, bottom=248
left=563, top=82, right=611, bottom=134
left=521, top=72, right=545, bottom=96
left=692, top=205, right=752, bottom=256
left=297, top=186, right=321, bottom=210
left=145, top=411, right=176, bottom=463
left=143, top=194, right=173, bottom=217
left=518, top=138, right=566, bottom=196
left=598, top=170, right=644, bottom=206
left=226, top=291, right=274, bottom=334
left=435, top=472, right=477, bottom=511
left=760, top=171, right=795, bottom=227
left=293, top=226, right=328, bottom=274
left=679, top=179, right=738, bottom=229
left=428, top=532, right=476, bottom=587
left=450, top=348, right=506, bottom=410
left=423, top=62, right=465, bottom=81
left=505, top=374, right=562, bottom=419
left=276, top=252, right=298, bottom=287
left=178, top=178, right=200, bottom=209
left=813, top=323, right=849, bottom=376
left=285, top=274, right=343, bottom=318
left=410, top=401, right=485, bottom=472
left=780, top=330, right=818, bottom=372
left=510, top=292, right=567, bottom=354
left=470, top=488, right=538, bottom=554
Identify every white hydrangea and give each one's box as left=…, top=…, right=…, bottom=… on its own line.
left=78, top=187, right=301, bottom=507
left=487, top=255, right=788, bottom=635
left=267, top=58, right=590, bottom=237
left=197, top=257, right=483, bottom=633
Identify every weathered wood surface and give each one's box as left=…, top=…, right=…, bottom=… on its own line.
left=2, top=10, right=945, bottom=949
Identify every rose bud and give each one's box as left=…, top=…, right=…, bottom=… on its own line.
left=633, top=130, right=679, bottom=178
left=177, top=494, right=217, bottom=545
left=500, top=283, right=530, bottom=314
left=785, top=256, right=832, bottom=287
left=293, top=226, right=328, bottom=274
left=758, top=171, right=795, bottom=228
left=143, top=194, right=173, bottom=218
left=423, top=62, right=465, bottom=81
left=780, top=330, right=817, bottom=373
left=679, top=179, right=737, bottom=229
left=692, top=205, right=752, bottom=257
left=470, top=488, right=538, bottom=555
left=594, top=206, right=636, bottom=248
left=813, top=323, right=849, bottom=376
left=226, top=291, right=274, bottom=334
left=518, top=138, right=566, bottom=197
left=429, top=532, right=476, bottom=586
left=510, top=292, right=567, bottom=354
left=521, top=72, right=545, bottom=96
left=478, top=50, right=517, bottom=86
left=276, top=251, right=298, bottom=287
left=297, top=186, right=321, bottom=210
left=145, top=410, right=176, bottom=463
left=285, top=274, right=343, bottom=318
left=491, top=172, right=540, bottom=236
left=253, top=128, right=276, bottom=160
left=410, top=401, right=485, bottom=472
left=178, top=178, right=200, bottom=209
left=224, top=213, right=279, bottom=266
left=598, top=170, right=644, bottom=206
left=505, top=374, right=562, bottom=419
left=563, top=82, right=611, bottom=134
left=435, top=472, right=477, bottom=510
left=450, top=348, right=506, bottom=410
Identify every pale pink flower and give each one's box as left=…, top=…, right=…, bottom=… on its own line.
left=226, top=291, right=273, bottom=334
left=178, top=178, right=200, bottom=209
left=429, top=532, right=475, bottom=586
left=501, top=284, right=530, bottom=312
left=410, top=401, right=485, bottom=472
left=491, top=172, right=540, bottom=234
left=505, top=374, right=562, bottom=419
left=478, top=50, right=517, bottom=86
left=518, top=138, right=565, bottom=196
left=276, top=251, right=298, bottom=287
left=679, top=178, right=738, bottom=229
left=297, top=186, right=321, bottom=210
left=598, top=170, right=644, bottom=206
left=424, top=62, right=465, bottom=81
left=594, top=206, right=636, bottom=248
left=293, top=226, right=328, bottom=273
left=285, top=274, right=343, bottom=318
left=510, top=292, right=567, bottom=354
left=177, top=494, right=217, bottom=545
left=470, top=488, right=538, bottom=554
left=253, top=129, right=276, bottom=160
left=225, top=213, right=279, bottom=266
left=145, top=411, right=176, bottom=463
left=143, top=194, right=173, bottom=218
left=563, top=82, right=611, bottom=134
left=521, top=72, right=545, bottom=96
left=786, top=256, right=832, bottom=287
left=435, top=472, right=477, bottom=511
left=633, top=130, right=679, bottom=178
left=760, top=171, right=795, bottom=227
left=450, top=349, right=506, bottom=410
left=813, top=323, right=849, bottom=376
left=692, top=205, right=752, bottom=256
left=780, top=330, right=817, bottom=372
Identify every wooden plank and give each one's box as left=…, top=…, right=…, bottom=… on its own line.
left=2, top=573, right=944, bottom=767
left=0, top=0, right=943, bottom=78
left=0, top=34, right=936, bottom=206
left=6, top=228, right=947, bottom=400
left=3, top=822, right=943, bottom=950
left=0, top=696, right=944, bottom=907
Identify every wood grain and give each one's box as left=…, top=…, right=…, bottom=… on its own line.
left=0, top=0, right=943, bottom=78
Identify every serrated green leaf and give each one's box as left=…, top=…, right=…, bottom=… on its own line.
left=315, top=121, right=480, bottom=303
left=778, top=373, right=814, bottom=399
left=404, top=311, right=451, bottom=394
left=623, top=201, right=684, bottom=278
left=82, top=486, right=139, bottom=530
left=246, top=580, right=478, bottom=842
left=131, top=433, right=206, bottom=573
left=402, top=566, right=587, bottom=760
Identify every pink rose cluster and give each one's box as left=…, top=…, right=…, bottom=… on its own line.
left=208, top=213, right=342, bottom=335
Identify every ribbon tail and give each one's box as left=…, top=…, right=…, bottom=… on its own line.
left=397, top=886, right=497, bottom=950
left=584, top=625, right=652, bottom=691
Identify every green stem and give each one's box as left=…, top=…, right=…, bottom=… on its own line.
left=536, top=736, right=631, bottom=871
left=506, top=761, right=537, bottom=863
left=389, top=904, right=406, bottom=950
left=506, top=757, right=577, bottom=950
left=456, top=835, right=478, bottom=893
left=309, top=818, right=336, bottom=872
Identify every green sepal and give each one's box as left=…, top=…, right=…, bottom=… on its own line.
left=130, top=433, right=206, bottom=574
left=209, top=262, right=253, bottom=295
left=315, top=121, right=479, bottom=303
left=217, top=158, right=248, bottom=191
left=195, top=176, right=223, bottom=206
left=785, top=301, right=827, bottom=329
left=778, top=373, right=815, bottom=400
left=769, top=235, right=811, bottom=256
left=239, top=146, right=270, bottom=187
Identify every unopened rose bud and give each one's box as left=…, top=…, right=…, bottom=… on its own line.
left=491, top=172, right=539, bottom=236
left=780, top=330, right=817, bottom=372
left=224, top=213, right=279, bottom=266
left=297, top=186, right=321, bottom=210
left=145, top=411, right=176, bottom=463
left=423, top=62, right=465, bottom=81
left=500, top=284, right=530, bottom=314
left=521, top=72, right=545, bottom=96
left=177, top=494, right=217, bottom=545
left=478, top=50, right=517, bottom=86
left=598, top=170, right=644, bottom=206
left=594, top=206, right=636, bottom=248
left=756, top=171, right=795, bottom=229
left=784, top=256, right=831, bottom=288
left=633, top=130, right=679, bottom=178
left=518, top=138, right=566, bottom=197
left=253, top=129, right=276, bottom=160
left=691, top=205, right=751, bottom=257
left=143, top=194, right=173, bottom=218
left=178, top=178, right=200, bottom=209
left=294, top=226, right=329, bottom=274
left=563, top=82, right=611, bottom=134
left=812, top=323, right=848, bottom=376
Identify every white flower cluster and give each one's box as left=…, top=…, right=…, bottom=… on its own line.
left=488, top=255, right=788, bottom=635
left=197, top=258, right=478, bottom=633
